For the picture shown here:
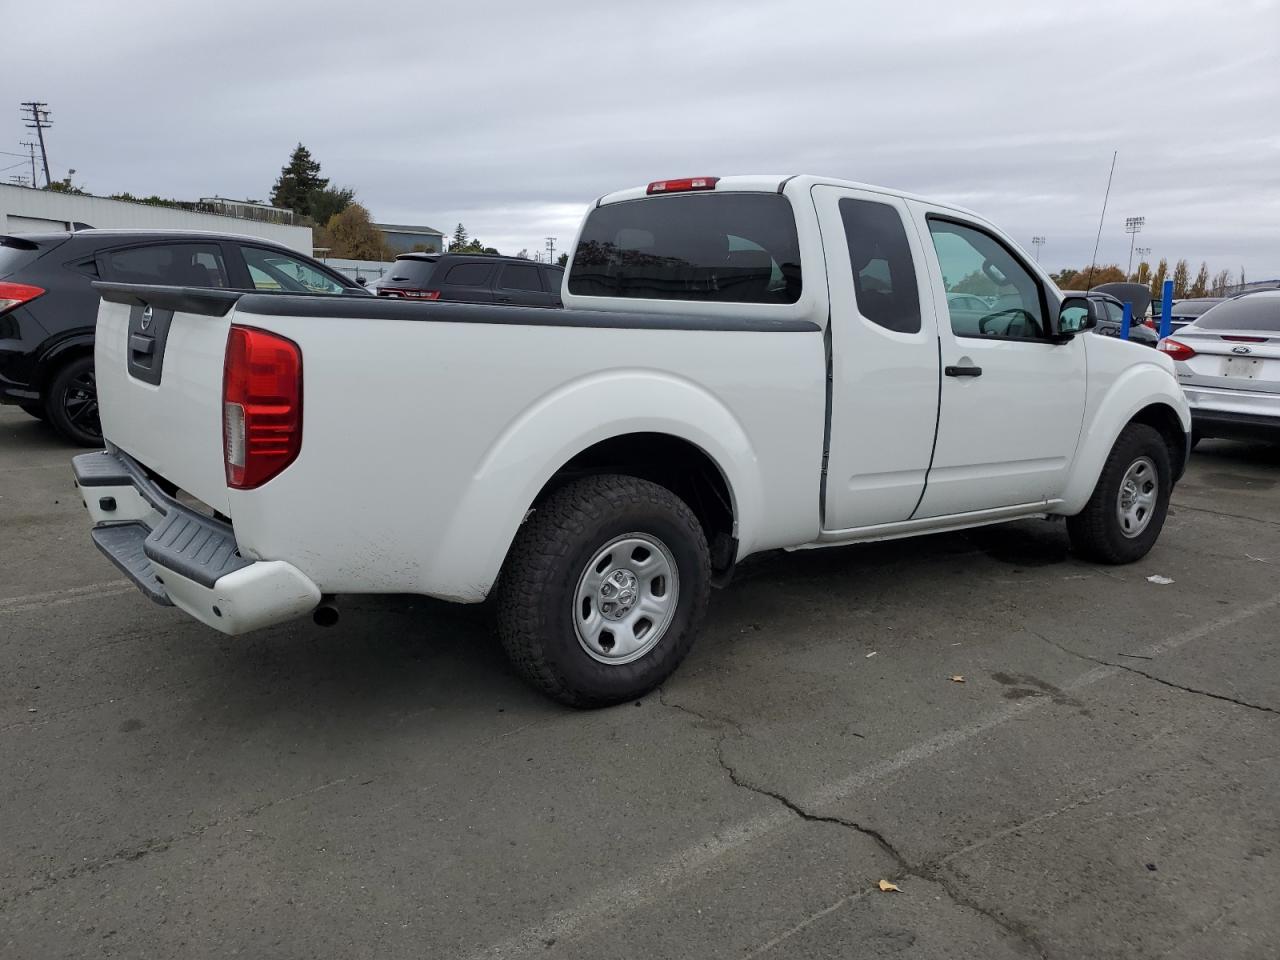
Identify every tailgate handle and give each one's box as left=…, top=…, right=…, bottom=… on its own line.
left=130, top=333, right=155, bottom=356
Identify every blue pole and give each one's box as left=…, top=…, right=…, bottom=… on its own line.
left=1159, top=279, right=1174, bottom=339
left=1120, top=301, right=1132, bottom=340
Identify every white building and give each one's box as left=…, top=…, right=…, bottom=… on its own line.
left=0, top=183, right=312, bottom=253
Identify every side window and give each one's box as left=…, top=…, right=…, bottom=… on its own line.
left=498, top=263, right=542, bottom=291
left=100, top=243, right=229, bottom=287
left=927, top=219, right=1047, bottom=340
left=544, top=268, right=564, bottom=293
left=241, top=246, right=345, bottom=294
left=443, top=262, right=494, bottom=286
left=1102, top=300, right=1125, bottom=324
left=838, top=198, right=921, bottom=334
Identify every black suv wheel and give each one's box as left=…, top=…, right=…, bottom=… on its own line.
left=44, top=355, right=102, bottom=447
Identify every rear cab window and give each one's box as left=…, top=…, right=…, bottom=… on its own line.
left=568, top=192, right=802, bottom=303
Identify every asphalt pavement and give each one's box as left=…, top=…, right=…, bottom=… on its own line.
left=2, top=403, right=1277, bottom=959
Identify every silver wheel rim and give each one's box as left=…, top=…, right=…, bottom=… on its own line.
left=1116, top=456, right=1158, bottom=539
left=573, top=533, right=679, bottom=665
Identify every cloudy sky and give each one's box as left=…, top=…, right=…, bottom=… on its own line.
left=6, top=0, right=1278, bottom=275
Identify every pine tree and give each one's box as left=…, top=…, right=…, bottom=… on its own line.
left=270, top=144, right=329, bottom=218
left=451, top=224, right=468, bottom=251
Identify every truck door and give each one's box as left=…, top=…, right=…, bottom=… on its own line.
left=814, top=185, right=941, bottom=530
left=907, top=203, right=1086, bottom=517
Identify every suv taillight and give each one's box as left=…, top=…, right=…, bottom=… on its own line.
left=223, top=325, right=302, bottom=489
left=1157, top=338, right=1196, bottom=361
left=379, top=288, right=439, bottom=300
left=0, top=281, right=45, bottom=315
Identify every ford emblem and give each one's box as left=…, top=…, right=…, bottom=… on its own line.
left=1231, top=345, right=1251, bottom=355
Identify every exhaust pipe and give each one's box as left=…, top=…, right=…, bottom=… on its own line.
left=313, top=601, right=340, bottom=628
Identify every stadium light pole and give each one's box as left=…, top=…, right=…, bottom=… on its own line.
left=1124, top=216, right=1145, bottom=276
left=1031, top=236, right=1045, bottom=262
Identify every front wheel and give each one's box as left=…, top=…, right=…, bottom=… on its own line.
left=1067, top=423, right=1171, bottom=564
left=44, top=355, right=103, bottom=447
left=495, top=474, right=711, bottom=708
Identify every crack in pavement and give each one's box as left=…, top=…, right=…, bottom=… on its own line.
left=1, top=777, right=352, bottom=907
left=1032, top=631, right=1280, bottom=717
left=659, top=688, right=1049, bottom=959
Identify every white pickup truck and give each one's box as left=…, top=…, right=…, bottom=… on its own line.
left=75, top=175, right=1191, bottom=706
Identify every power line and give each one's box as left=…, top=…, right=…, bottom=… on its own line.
left=545, top=236, right=557, bottom=264
left=20, top=101, right=52, bottom=188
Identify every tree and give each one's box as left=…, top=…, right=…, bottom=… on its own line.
left=1189, top=261, right=1210, bottom=298
left=1132, top=261, right=1152, bottom=286
left=450, top=223, right=469, bottom=251
left=1051, top=267, right=1079, bottom=288
left=270, top=143, right=329, bottom=218
left=1078, top=264, right=1126, bottom=288
left=1172, top=259, right=1191, bottom=298
left=1150, top=258, right=1168, bottom=303
left=557, top=252, right=569, bottom=267
left=514, top=248, right=530, bottom=259
left=308, top=186, right=354, bottom=227
left=318, top=203, right=394, bottom=260
left=951, top=269, right=1000, bottom=297
left=1210, top=269, right=1234, bottom=297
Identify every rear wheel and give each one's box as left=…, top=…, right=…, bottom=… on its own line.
left=495, top=474, right=711, bottom=708
left=1067, top=423, right=1171, bottom=564
left=44, top=355, right=103, bottom=447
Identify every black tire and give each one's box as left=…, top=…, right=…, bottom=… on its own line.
left=1067, top=423, right=1171, bottom=564
left=18, top=402, right=46, bottom=421
left=495, top=474, right=711, bottom=708
left=43, top=355, right=102, bottom=447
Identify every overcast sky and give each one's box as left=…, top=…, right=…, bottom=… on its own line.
left=6, top=0, right=1278, bottom=275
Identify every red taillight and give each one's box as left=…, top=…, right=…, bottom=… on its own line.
left=0, top=281, right=45, bottom=314
left=1141, top=317, right=1156, bottom=329
left=379, top=288, right=439, bottom=300
left=1158, top=338, right=1196, bottom=361
left=646, top=177, right=720, bottom=195
left=222, top=325, right=302, bottom=489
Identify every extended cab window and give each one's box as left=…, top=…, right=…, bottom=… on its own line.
left=243, top=247, right=345, bottom=294
left=100, top=243, right=229, bottom=287
left=568, top=192, right=801, bottom=303
left=928, top=219, right=1047, bottom=340
left=839, top=198, right=920, bottom=333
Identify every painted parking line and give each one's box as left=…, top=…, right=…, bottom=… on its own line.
left=0, top=580, right=133, bottom=615
left=469, top=593, right=1280, bottom=960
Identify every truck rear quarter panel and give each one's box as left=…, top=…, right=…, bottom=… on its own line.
left=225, top=310, right=827, bottom=601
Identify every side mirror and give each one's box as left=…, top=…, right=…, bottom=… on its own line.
left=1056, top=296, right=1097, bottom=337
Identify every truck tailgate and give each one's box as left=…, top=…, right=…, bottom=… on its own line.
left=92, top=283, right=241, bottom=515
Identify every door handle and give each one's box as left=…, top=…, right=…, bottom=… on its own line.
left=944, top=365, right=983, bottom=377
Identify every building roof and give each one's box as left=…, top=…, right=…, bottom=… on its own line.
left=374, top=222, right=445, bottom=236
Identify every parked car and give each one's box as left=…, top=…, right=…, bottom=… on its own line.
left=0, top=230, right=368, bottom=445
left=1158, top=289, right=1280, bottom=444
left=1151, top=297, right=1222, bottom=335
left=1061, top=290, right=1158, bottom=347
left=75, top=174, right=1189, bottom=707
left=377, top=253, right=564, bottom=307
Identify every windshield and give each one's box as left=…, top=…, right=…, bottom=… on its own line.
left=1192, top=295, right=1280, bottom=332
left=568, top=192, right=801, bottom=304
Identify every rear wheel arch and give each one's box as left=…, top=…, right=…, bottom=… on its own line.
left=532, top=432, right=738, bottom=573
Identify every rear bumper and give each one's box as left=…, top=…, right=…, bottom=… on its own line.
left=73, top=449, right=321, bottom=634
left=1184, top=384, right=1280, bottom=442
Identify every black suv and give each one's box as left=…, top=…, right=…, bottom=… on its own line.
left=0, top=230, right=367, bottom=445
left=378, top=253, right=564, bottom=307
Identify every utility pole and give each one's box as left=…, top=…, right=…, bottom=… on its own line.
left=545, top=236, right=556, bottom=265
left=20, top=102, right=53, bottom=188
left=1031, top=236, right=1045, bottom=262
left=1124, top=216, right=1145, bottom=276
left=19, top=141, right=38, bottom=187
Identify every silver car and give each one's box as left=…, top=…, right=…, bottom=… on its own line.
left=1159, top=290, right=1280, bottom=444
